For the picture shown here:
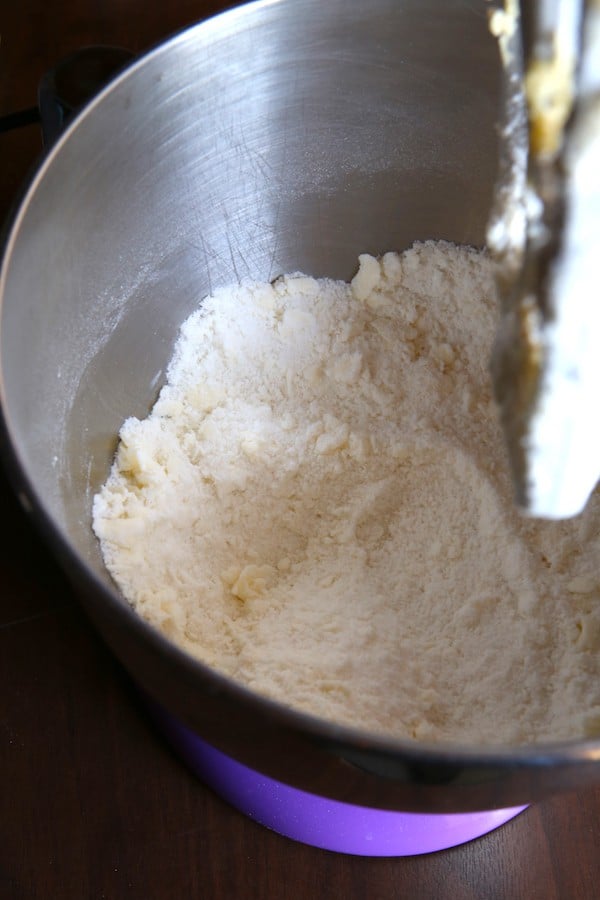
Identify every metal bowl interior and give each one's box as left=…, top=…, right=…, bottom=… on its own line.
left=2, top=0, right=599, bottom=812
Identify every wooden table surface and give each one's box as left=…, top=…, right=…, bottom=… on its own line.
left=1, top=2, right=600, bottom=898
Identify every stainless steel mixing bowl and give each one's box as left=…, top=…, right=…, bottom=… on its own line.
left=2, top=0, right=599, bottom=813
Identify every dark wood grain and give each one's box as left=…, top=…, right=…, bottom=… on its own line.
left=1, top=3, right=600, bottom=898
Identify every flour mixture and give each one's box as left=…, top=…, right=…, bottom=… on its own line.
left=93, top=241, right=600, bottom=745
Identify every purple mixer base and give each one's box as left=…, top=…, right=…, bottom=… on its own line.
left=153, top=707, right=527, bottom=856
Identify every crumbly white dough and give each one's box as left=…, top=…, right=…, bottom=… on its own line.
left=93, top=241, right=600, bottom=746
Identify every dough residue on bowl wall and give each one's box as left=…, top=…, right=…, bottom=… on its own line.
left=92, top=241, right=600, bottom=746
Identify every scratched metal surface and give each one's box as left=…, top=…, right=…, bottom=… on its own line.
left=0, top=0, right=500, bottom=574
